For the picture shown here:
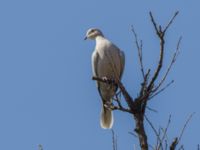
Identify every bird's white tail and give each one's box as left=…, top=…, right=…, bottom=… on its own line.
left=100, top=105, right=114, bottom=129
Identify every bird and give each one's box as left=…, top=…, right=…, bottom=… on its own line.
left=85, top=28, right=125, bottom=129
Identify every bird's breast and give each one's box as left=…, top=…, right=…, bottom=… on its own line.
left=96, top=51, right=121, bottom=79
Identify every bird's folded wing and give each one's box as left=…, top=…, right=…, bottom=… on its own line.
left=92, top=51, right=99, bottom=78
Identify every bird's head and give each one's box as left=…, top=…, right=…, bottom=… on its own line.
left=84, top=28, right=104, bottom=40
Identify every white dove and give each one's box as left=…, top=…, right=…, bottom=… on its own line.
left=85, top=28, right=125, bottom=129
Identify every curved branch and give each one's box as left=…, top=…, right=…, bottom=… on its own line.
left=153, top=36, right=182, bottom=92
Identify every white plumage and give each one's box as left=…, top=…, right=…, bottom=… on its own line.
left=85, top=28, right=125, bottom=129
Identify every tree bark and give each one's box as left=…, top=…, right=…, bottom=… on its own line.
left=134, top=114, right=148, bottom=150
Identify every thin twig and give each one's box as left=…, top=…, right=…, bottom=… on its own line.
left=163, top=11, right=179, bottom=34
left=128, top=131, right=138, bottom=138
left=153, top=36, right=182, bottom=92
left=160, top=128, right=170, bottom=148
left=158, top=115, right=171, bottom=150
left=149, top=80, right=174, bottom=100
left=113, top=93, right=132, bottom=113
left=140, top=69, right=151, bottom=97
left=178, top=112, right=195, bottom=143
left=155, top=128, right=161, bottom=149
left=146, top=106, right=158, bottom=113
left=164, top=140, right=168, bottom=150
left=149, top=12, right=159, bottom=36
left=169, top=113, right=194, bottom=150
left=144, top=115, right=163, bottom=150
left=131, top=26, right=145, bottom=79
left=112, top=130, right=117, bottom=150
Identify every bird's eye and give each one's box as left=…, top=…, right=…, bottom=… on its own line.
left=91, top=29, right=95, bottom=33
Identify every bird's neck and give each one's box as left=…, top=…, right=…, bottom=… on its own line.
left=95, top=36, right=105, bottom=44
left=96, top=35, right=105, bottom=40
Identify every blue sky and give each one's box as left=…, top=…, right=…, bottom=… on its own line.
left=0, top=0, right=199, bottom=149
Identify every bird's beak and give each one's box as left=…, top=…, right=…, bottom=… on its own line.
left=84, top=36, right=87, bottom=40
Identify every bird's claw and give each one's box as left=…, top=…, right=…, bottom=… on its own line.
left=104, top=102, right=114, bottom=110
left=102, top=76, right=115, bottom=85
left=102, top=76, right=109, bottom=82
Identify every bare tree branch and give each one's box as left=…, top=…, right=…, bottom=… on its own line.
left=146, top=106, right=158, bottom=113
left=149, top=12, right=160, bottom=36
left=149, top=80, right=174, bottom=99
left=178, top=112, right=195, bottom=144
left=144, top=115, right=163, bottom=150
left=169, top=113, right=194, bottom=149
left=153, top=36, right=182, bottom=92
left=163, top=11, right=179, bottom=34
left=112, top=130, right=117, bottom=150
left=128, top=131, right=138, bottom=138
left=155, top=128, right=162, bottom=149
left=112, top=94, right=132, bottom=113
left=157, top=115, right=171, bottom=150
left=131, top=26, right=145, bottom=79
left=148, top=11, right=179, bottom=93
left=148, top=12, right=165, bottom=92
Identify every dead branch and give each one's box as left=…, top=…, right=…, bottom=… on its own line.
left=148, top=11, right=179, bottom=93
left=128, top=131, right=138, bottom=138
left=153, top=37, right=182, bottom=93
left=164, top=140, right=168, bottom=150
left=112, top=91, right=132, bottom=113
left=148, top=12, right=165, bottom=92
left=149, top=80, right=174, bottom=100
left=163, top=12, right=179, bottom=34
left=156, top=128, right=162, bottom=150
left=131, top=26, right=145, bottom=79
left=169, top=113, right=194, bottom=149
left=144, top=115, right=163, bottom=150
left=178, top=113, right=195, bottom=144
left=157, top=115, right=171, bottom=150
left=146, top=106, right=158, bottom=113
left=112, top=130, right=118, bottom=150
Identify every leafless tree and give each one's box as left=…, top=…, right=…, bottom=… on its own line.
left=92, top=11, right=195, bottom=150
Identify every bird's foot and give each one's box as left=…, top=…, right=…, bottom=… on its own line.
left=102, top=76, right=115, bottom=85
left=102, top=77, right=109, bottom=83
left=104, top=102, right=114, bottom=111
